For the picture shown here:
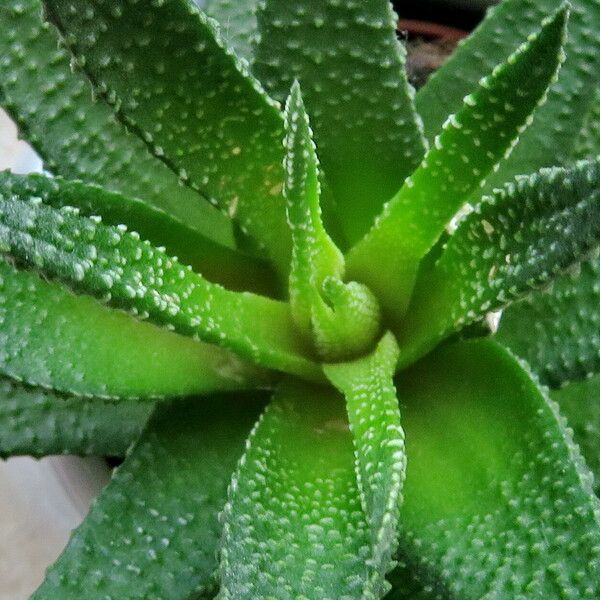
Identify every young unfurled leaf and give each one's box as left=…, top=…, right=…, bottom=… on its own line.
left=0, top=184, right=321, bottom=380
left=0, top=376, right=153, bottom=458
left=497, top=258, right=600, bottom=387
left=283, top=82, right=380, bottom=361
left=389, top=339, right=600, bottom=598
left=219, top=380, right=376, bottom=599
left=0, top=172, right=273, bottom=294
left=255, top=0, right=426, bottom=246
left=552, top=376, right=600, bottom=496
left=397, top=158, right=600, bottom=369
left=32, top=395, right=263, bottom=600
left=416, top=0, right=600, bottom=188
left=325, top=333, right=405, bottom=598
left=347, top=7, right=568, bottom=318
left=195, top=0, right=258, bottom=64
left=0, top=0, right=234, bottom=248
left=0, top=259, right=267, bottom=399
left=43, top=0, right=292, bottom=275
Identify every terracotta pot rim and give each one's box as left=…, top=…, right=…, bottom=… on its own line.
left=398, top=18, right=469, bottom=41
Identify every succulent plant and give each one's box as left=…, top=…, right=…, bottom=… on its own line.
left=1, top=0, right=600, bottom=598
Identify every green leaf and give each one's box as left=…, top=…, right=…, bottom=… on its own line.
left=388, top=339, right=600, bottom=598
left=0, top=258, right=266, bottom=399
left=219, top=380, right=375, bottom=599
left=254, top=0, right=426, bottom=246
left=0, top=183, right=321, bottom=381
left=32, top=394, right=264, bottom=600
left=347, top=7, right=568, bottom=319
left=282, top=82, right=380, bottom=360
left=552, top=375, right=600, bottom=496
left=416, top=0, right=600, bottom=190
left=0, top=172, right=274, bottom=294
left=496, top=257, right=600, bottom=387
left=0, top=376, right=152, bottom=458
left=195, top=0, right=258, bottom=64
left=0, top=0, right=234, bottom=249
left=572, top=87, right=600, bottom=161
left=325, top=333, right=405, bottom=599
left=43, top=0, right=292, bottom=276
left=397, top=158, right=600, bottom=369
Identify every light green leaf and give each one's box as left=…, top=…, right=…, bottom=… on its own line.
left=254, top=0, right=426, bottom=246
left=397, top=158, right=600, bottom=369
left=416, top=0, right=600, bottom=191
left=219, top=380, right=375, bottom=599
left=282, top=82, right=379, bottom=360
left=388, top=339, right=600, bottom=598
left=43, top=0, right=292, bottom=275
left=0, top=183, right=321, bottom=380
left=195, top=0, right=258, bottom=64
left=572, top=87, right=600, bottom=161
left=0, top=172, right=274, bottom=294
left=325, top=333, right=405, bottom=599
left=32, top=394, right=264, bottom=600
left=552, top=376, right=600, bottom=496
left=0, top=376, right=152, bottom=458
left=347, top=7, right=568, bottom=319
left=0, top=0, right=234, bottom=249
left=0, top=259, right=266, bottom=399
left=496, top=258, right=600, bottom=387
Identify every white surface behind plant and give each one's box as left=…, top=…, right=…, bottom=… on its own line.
left=0, top=109, right=110, bottom=599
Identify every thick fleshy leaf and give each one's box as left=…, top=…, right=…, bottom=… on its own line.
left=219, top=380, right=378, bottom=599
left=0, top=376, right=152, bottom=458
left=0, top=185, right=321, bottom=380
left=254, top=0, right=426, bottom=246
left=0, top=172, right=274, bottom=294
left=497, top=258, right=600, bottom=387
left=195, top=0, right=258, bottom=64
left=552, top=376, right=600, bottom=496
left=347, top=7, right=568, bottom=318
left=324, top=333, right=405, bottom=598
left=0, top=0, right=234, bottom=248
left=43, top=0, right=292, bottom=275
left=32, top=394, right=264, bottom=600
left=416, top=0, right=600, bottom=189
left=0, top=259, right=266, bottom=399
left=282, top=82, right=379, bottom=360
left=573, top=87, right=600, bottom=160
left=397, top=158, right=600, bottom=369
left=388, top=339, right=600, bottom=598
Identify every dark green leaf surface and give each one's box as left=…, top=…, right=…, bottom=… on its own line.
left=0, top=0, right=234, bottom=249
left=0, top=172, right=273, bottom=294
left=416, top=0, right=600, bottom=190
left=0, top=185, right=320, bottom=380
left=398, top=158, right=600, bottom=369
left=44, top=0, right=292, bottom=275
left=497, top=258, right=600, bottom=387
left=347, top=8, right=567, bottom=318
left=254, top=0, right=426, bottom=246
left=195, top=0, right=258, bottom=64
left=325, top=333, right=405, bottom=599
left=32, top=395, right=263, bottom=600
left=388, top=339, right=600, bottom=599
left=552, top=376, right=600, bottom=496
left=0, top=259, right=266, bottom=398
left=0, top=376, right=152, bottom=458
left=219, top=381, right=374, bottom=599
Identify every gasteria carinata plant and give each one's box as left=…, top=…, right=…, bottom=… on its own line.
left=1, top=0, right=600, bottom=597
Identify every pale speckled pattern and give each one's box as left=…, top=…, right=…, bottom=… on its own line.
left=44, top=0, right=292, bottom=274
left=32, top=396, right=263, bottom=600
left=255, top=0, right=426, bottom=245
left=0, top=0, right=234, bottom=248
left=0, top=187, right=319, bottom=379
left=400, top=158, right=600, bottom=367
